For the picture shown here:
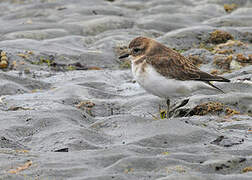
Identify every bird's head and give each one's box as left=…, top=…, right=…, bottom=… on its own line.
left=119, top=37, right=153, bottom=60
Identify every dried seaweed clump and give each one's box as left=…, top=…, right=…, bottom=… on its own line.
left=208, top=30, right=234, bottom=44
left=8, top=160, right=32, bottom=174
left=213, top=49, right=233, bottom=55
left=213, top=55, right=233, bottom=71
left=213, top=40, right=245, bottom=55
left=224, top=4, right=238, bottom=13
left=210, top=69, right=220, bottom=75
left=225, top=107, right=240, bottom=116
left=211, top=40, right=250, bottom=74
left=214, top=40, right=244, bottom=50
left=212, top=53, right=251, bottom=74
left=190, top=102, right=224, bottom=116
left=236, top=54, right=252, bottom=64
left=76, top=101, right=95, bottom=109
left=76, top=101, right=95, bottom=116
left=242, top=167, right=252, bottom=173
left=187, top=55, right=203, bottom=67
left=0, top=50, right=8, bottom=69
left=189, top=102, right=240, bottom=116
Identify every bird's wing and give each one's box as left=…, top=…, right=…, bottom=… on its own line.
left=146, top=49, right=230, bottom=82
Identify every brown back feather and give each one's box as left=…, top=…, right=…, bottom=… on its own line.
left=145, top=41, right=230, bottom=82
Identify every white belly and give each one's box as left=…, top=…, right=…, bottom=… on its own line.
left=132, top=62, right=211, bottom=98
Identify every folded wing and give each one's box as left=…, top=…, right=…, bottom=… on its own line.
left=146, top=48, right=230, bottom=82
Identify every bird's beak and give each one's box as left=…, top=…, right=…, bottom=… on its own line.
left=119, top=53, right=130, bottom=59
left=118, top=48, right=131, bottom=59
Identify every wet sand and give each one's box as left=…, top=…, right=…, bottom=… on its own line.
left=0, top=0, right=252, bottom=179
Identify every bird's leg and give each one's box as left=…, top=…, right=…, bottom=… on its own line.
left=166, top=99, right=170, bottom=118
left=178, top=99, right=190, bottom=108
left=169, top=99, right=190, bottom=116
left=159, top=104, right=166, bottom=119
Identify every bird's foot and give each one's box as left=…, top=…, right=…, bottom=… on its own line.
left=159, top=99, right=190, bottom=119
left=159, top=104, right=167, bottom=119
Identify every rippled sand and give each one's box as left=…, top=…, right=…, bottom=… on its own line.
left=0, top=0, right=252, bottom=179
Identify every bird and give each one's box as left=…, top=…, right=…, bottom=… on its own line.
left=119, top=37, right=230, bottom=117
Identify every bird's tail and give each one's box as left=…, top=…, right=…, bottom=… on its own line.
left=206, top=81, right=225, bottom=93
left=211, top=75, right=230, bottom=82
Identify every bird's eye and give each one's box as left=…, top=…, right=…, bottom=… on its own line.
left=133, top=48, right=141, bottom=53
